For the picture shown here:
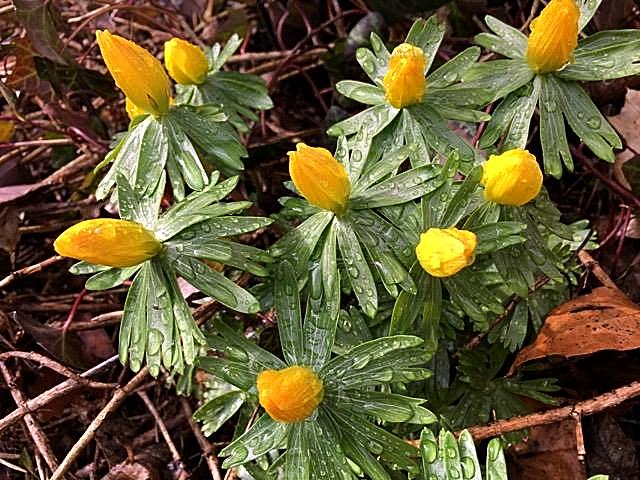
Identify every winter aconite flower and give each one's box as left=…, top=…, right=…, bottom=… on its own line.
left=481, top=149, right=543, bottom=206
left=96, top=30, right=171, bottom=116
left=383, top=43, right=426, bottom=108
left=164, top=38, right=209, bottom=85
left=288, top=143, right=351, bottom=216
left=526, top=0, right=580, bottom=74
left=54, top=218, right=162, bottom=268
left=416, top=228, right=477, bottom=277
left=257, top=365, right=324, bottom=423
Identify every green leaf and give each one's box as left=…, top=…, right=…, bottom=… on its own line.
left=539, top=75, right=573, bottom=176
left=168, top=216, right=272, bottom=244
left=350, top=165, right=441, bottom=209
left=193, top=390, right=245, bottom=436
left=274, top=261, right=304, bottom=365
left=303, top=225, right=339, bottom=368
left=269, top=211, right=333, bottom=279
left=486, top=438, right=508, bottom=480
left=172, top=255, right=260, bottom=314
left=119, top=263, right=150, bottom=371
left=134, top=116, right=169, bottom=196
left=209, top=33, right=242, bottom=72
left=389, top=264, right=432, bottom=335
left=502, top=76, right=540, bottom=150
left=334, top=389, right=436, bottom=424
left=355, top=42, right=388, bottom=84
left=560, top=30, right=640, bottom=81
left=406, top=16, right=445, bottom=74
left=285, top=422, right=310, bottom=480
left=209, top=71, right=273, bottom=110
left=438, top=166, right=483, bottom=227
left=464, top=59, right=534, bottom=104
left=353, top=145, right=413, bottom=194
left=459, top=430, right=483, bottom=480
left=341, top=435, right=390, bottom=480
left=336, top=80, right=385, bottom=105
left=69, top=261, right=110, bottom=275
left=475, top=15, right=527, bottom=59
left=166, top=238, right=271, bottom=277
left=335, top=219, right=377, bottom=318
left=577, top=0, right=605, bottom=30
left=220, top=414, right=289, bottom=468
left=116, top=172, right=164, bottom=228
left=85, top=265, right=141, bottom=291
left=165, top=116, right=208, bottom=191
left=327, top=103, right=399, bottom=138
left=308, top=413, right=354, bottom=478
left=553, top=76, right=621, bottom=163
left=428, top=47, right=481, bottom=88
left=471, top=221, right=526, bottom=254
left=145, top=261, right=176, bottom=377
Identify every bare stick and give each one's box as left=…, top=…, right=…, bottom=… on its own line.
left=137, top=390, right=187, bottom=479
left=0, top=362, right=60, bottom=473
left=462, top=381, right=640, bottom=442
left=0, top=256, right=65, bottom=289
left=50, top=367, right=149, bottom=480
left=0, top=355, right=119, bottom=434
left=180, top=398, right=223, bottom=480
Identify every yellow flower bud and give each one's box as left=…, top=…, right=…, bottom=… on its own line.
left=96, top=30, right=171, bottom=116
left=416, top=228, right=477, bottom=278
left=54, top=219, right=163, bottom=268
left=164, top=38, right=209, bottom=85
left=383, top=43, right=426, bottom=109
left=526, top=0, right=580, bottom=74
left=288, top=143, right=351, bottom=215
left=481, top=148, right=543, bottom=206
left=257, top=365, right=324, bottom=423
left=0, top=120, right=14, bottom=143
left=125, top=97, right=146, bottom=119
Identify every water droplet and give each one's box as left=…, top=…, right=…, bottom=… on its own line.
left=421, top=439, right=438, bottom=464
left=543, top=100, right=557, bottom=112
left=352, top=354, right=371, bottom=369
left=461, top=457, right=476, bottom=478
left=586, top=117, right=601, bottom=129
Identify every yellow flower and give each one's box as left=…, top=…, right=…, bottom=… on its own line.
left=54, top=219, right=163, bottom=268
left=164, top=38, right=209, bottom=85
left=526, top=0, right=580, bottom=74
left=416, top=228, right=477, bottom=277
left=288, top=143, right=351, bottom=215
left=481, top=148, right=543, bottom=206
left=125, top=97, right=146, bottom=119
left=96, top=30, right=171, bottom=116
left=0, top=120, right=14, bottom=143
left=257, top=365, right=324, bottom=423
left=383, top=43, right=426, bottom=109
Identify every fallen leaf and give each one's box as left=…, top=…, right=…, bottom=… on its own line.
left=608, top=89, right=640, bottom=193
left=509, top=287, right=640, bottom=375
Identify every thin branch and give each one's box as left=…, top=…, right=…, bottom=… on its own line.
left=180, top=398, right=223, bottom=480
left=50, top=366, right=149, bottom=480
left=0, top=256, right=65, bottom=289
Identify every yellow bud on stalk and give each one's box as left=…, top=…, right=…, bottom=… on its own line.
left=481, top=149, right=543, bottom=206
left=288, top=143, right=351, bottom=216
left=54, top=219, right=163, bottom=268
left=257, top=365, right=324, bottom=423
left=526, top=0, right=580, bottom=74
left=416, top=228, right=477, bottom=278
left=96, top=30, right=171, bottom=116
left=164, top=38, right=209, bottom=85
left=383, top=43, right=426, bottom=109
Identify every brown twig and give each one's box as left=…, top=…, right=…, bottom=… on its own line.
left=0, top=355, right=119, bottom=434
left=0, top=256, right=65, bottom=289
left=460, top=380, right=640, bottom=442
left=0, top=361, right=60, bottom=473
left=180, top=398, right=223, bottom=480
left=50, top=367, right=149, bottom=480
left=577, top=250, right=621, bottom=292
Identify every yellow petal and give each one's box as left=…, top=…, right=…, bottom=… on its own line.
left=288, top=143, right=351, bottom=215
left=125, top=97, right=146, bottom=119
left=164, top=38, right=209, bottom=85
left=481, top=148, right=543, bottom=206
left=96, top=30, right=171, bottom=116
left=0, top=120, right=14, bottom=143
left=415, top=228, right=477, bottom=277
left=526, top=0, right=580, bottom=74
left=257, top=365, right=324, bottom=423
left=383, top=43, right=426, bottom=109
left=54, top=219, right=163, bottom=268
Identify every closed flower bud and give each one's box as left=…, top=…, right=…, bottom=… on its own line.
left=481, top=148, right=543, bottom=206
left=416, top=228, right=477, bottom=278
left=54, top=219, right=163, bottom=268
left=383, top=43, right=426, bottom=109
left=96, top=30, right=171, bottom=116
left=288, top=143, right=351, bottom=215
left=164, top=38, right=209, bottom=85
left=125, top=97, right=146, bottom=119
left=526, top=0, right=580, bottom=74
left=257, top=365, right=324, bottom=423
